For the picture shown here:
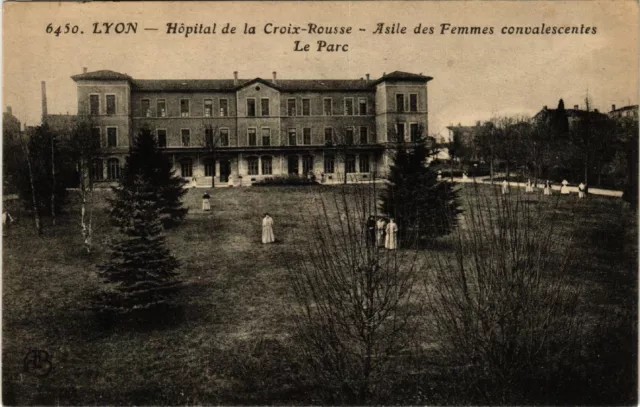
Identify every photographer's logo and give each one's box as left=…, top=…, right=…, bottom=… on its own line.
left=23, top=350, right=52, bottom=377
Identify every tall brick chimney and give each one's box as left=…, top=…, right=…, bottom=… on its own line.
left=612, top=104, right=616, bottom=111
left=366, top=73, right=370, bottom=81
left=83, top=67, right=88, bottom=74
left=41, top=81, right=48, bottom=123
left=233, top=71, right=238, bottom=86
left=272, top=71, right=277, bottom=84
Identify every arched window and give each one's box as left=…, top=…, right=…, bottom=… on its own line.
left=261, top=156, right=273, bottom=175
left=91, top=159, right=104, bottom=181
left=180, top=159, right=193, bottom=177
left=247, top=156, right=259, bottom=175
left=107, top=158, right=120, bottom=180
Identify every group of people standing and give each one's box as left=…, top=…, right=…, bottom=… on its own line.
left=501, top=179, right=587, bottom=199
left=366, top=216, right=398, bottom=250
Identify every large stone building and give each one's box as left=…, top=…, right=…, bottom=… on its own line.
left=71, top=69, right=432, bottom=186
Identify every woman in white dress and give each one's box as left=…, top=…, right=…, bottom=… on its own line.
left=560, top=179, right=570, bottom=195
left=525, top=179, right=533, bottom=193
left=543, top=180, right=552, bottom=196
left=262, top=213, right=275, bottom=244
left=385, top=218, right=398, bottom=250
left=202, top=191, right=211, bottom=211
left=501, top=180, right=510, bottom=195
left=376, top=217, right=386, bottom=247
left=578, top=183, right=586, bottom=199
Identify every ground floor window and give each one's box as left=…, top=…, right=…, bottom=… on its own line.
left=107, top=158, right=120, bottom=180
left=302, top=155, right=314, bottom=175
left=359, top=154, right=370, bottom=173
left=204, top=159, right=215, bottom=176
left=324, top=155, right=335, bottom=174
left=262, top=156, right=273, bottom=175
left=345, top=154, right=356, bottom=173
left=181, top=158, right=193, bottom=177
left=288, top=155, right=299, bottom=175
left=247, top=157, right=259, bottom=175
left=91, top=159, right=104, bottom=181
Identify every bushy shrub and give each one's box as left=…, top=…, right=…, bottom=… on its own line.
left=253, top=175, right=317, bottom=187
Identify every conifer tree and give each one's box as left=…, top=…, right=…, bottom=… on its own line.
left=111, top=126, right=187, bottom=229
left=96, top=175, right=181, bottom=316
left=380, top=135, right=461, bottom=245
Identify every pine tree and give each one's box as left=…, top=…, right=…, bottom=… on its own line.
left=111, top=126, right=188, bottom=228
left=380, top=136, right=462, bottom=245
left=96, top=175, right=181, bottom=316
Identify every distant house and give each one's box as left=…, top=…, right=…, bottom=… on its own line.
left=445, top=122, right=483, bottom=162
left=608, top=104, right=638, bottom=120
left=533, top=103, right=607, bottom=128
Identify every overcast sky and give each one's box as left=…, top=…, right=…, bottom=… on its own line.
left=3, top=1, right=638, bottom=137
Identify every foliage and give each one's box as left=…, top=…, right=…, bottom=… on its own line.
left=96, top=175, right=182, bottom=317
left=111, top=126, right=188, bottom=228
left=380, top=136, right=462, bottom=244
left=253, top=175, right=317, bottom=186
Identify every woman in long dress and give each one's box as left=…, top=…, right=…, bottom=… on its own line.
left=543, top=180, right=552, bottom=196
left=501, top=180, right=510, bottom=195
left=262, top=213, right=275, bottom=244
left=526, top=179, right=533, bottom=193
left=376, top=217, right=386, bottom=247
left=560, top=179, right=570, bottom=195
left=385, top=218, right=398, bottom=250
left=578, top=183, right=586, bottom=199
left=202, top=191, right=211, bottom=211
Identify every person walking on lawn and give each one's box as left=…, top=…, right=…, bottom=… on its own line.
left=202, top=191, right=211, bottom=211
left=385, top=218, right=398, bottom=250
left=262, top=213, right=275, bottom=244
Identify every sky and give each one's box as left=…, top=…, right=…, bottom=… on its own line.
left=2, top=1, right=638, bottom=139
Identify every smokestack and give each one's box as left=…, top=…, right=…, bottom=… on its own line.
left=6, top=106, right=12, bottom=115
left=366, top=73, right=370, bottom=81
left=272, top=71, right=277, bottom=84
left=41, top=81, right=48, bottom=123
left=612, top=104, right=616, bottom=111
left=233, top=71, right=238, bottom=86
left=83, top=67, right=88, bottom=74
left=574, top=104, right=579, bottom=110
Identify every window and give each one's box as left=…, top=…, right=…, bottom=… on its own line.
left=287, top=155, right=299, bottom=175
left=323, top=98, right=333, bottom=116
left=261, top=128, right=271, bottom=146
left=287, top=99, right=296, bottom=116
left=288, top=128, right=297, bottom=146
left=247, top=98, right=256, bottom=117
left=157, top=99, right=166, bottom=117
left=396, top=94, right=405, bottom=112
left=359, top=98, right=367, bottom=116
left=262, top=156, right=273, bottom=175
left=247, top=157, right=259, bottom=175
left=344, top=98, right=354, bottom=116
left=303, top=128, right=312, bottom=145
left=409, top=94, right=418, bottom=112
left=204, top=160, right=215, bottom=177
left=397, top=123, right=406, bottom=141
left=345, top=127, right=354, bottom=145
left=302, top=99, right=311, bottom=116
left=410, top=123, right=420, bottom=142
left=220, top=128, right=229, bottom=147
left=91, top=127, right=101, bottom=148
left=324, top=155, right=335, bottom=174
left=204, top=99, right=213, bottom=117
left=346, top=154, right=356, bottom=173
left=324, top=127, right=333, bottom=144
left=107, top=158, right=120, bottom=180
left=181, top=159, right=193, bottom=177
left=248, top=128, right=257, bottom=146
left=89, top=95, right=100, bottom=115
left=359, top=154, right=370, bottom=173
left=107, top=127, right=117, bottom=147
left=180, top=99, right=190, bottom=117
left=302, top=155, right=314, bottom=175
left=141, top=99, right=151, bottom=117
left=91, top=159, right=104, bottom=181
left=219, top=99, right=229, bottom=116
left=181, top=129, right=191, bottom=147
left=261, top=98, right=269, bottom=117
left=205, top=127, right=214, bottom=147
left=359, top=127, right=368, bottom=144
left=157, top=129, right=167, bottom=148
left=106, top=95, right=116, bottom=115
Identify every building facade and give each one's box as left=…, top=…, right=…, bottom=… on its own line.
left=71, top=69, right=432, bottom=186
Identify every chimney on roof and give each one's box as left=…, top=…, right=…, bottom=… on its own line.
left=366, top=73, right=370, bottom=81
left=612, top=104, right=616, bottom=111
left=233, top=71, right=238, bottom=86
left=574, top=104, right=579, bottom=110
left=83, top=67, right=88, bottom=74
left=594, top=109, right=599, bottom=113
left=6, top=106, right=12, bottom=115
left=41, top=81, right=48, bottom=123
left=543, top=105, right=547, bottom=110
left=272, top=71, right=277, bottom=84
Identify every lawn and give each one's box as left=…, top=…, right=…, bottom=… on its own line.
left=2, top=184, right=637, bottom=405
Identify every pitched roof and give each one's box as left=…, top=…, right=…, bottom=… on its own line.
left=71, top=70, right=133, bottom=81
left=374, top=71, right=433, bottom=84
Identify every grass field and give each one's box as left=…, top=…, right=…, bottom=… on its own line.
left=2, top=184, right=637, bottom=405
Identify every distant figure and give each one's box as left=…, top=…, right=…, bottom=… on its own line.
left=385, top=218, right=398, bottom=250
left=262, top=213, right=275, bottom=244
left=437, top=170, right=443, bottom=181
left=191, top=177, right=197, bottom=188
left=501, top=180, right=510, bottom=195
left=560, top=179, right=570, bottom=195
left=366, top=216, right=376, bottom=247
left=376, top=216, right=386, bottom=247
left=525, top=179, right=534, bottom=193
left=578, top=183, right=587, bottom=199
left=2, top=210, right=14, bottom=237
left=462, top=172, right=469, bottom=180
left=320, top=173, right=325, bottom=183
left=227, top=176, right=234, bottom=188
left=543, top=180, right=552, bottom=196
left=202, top=191, right=211, bottom=211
